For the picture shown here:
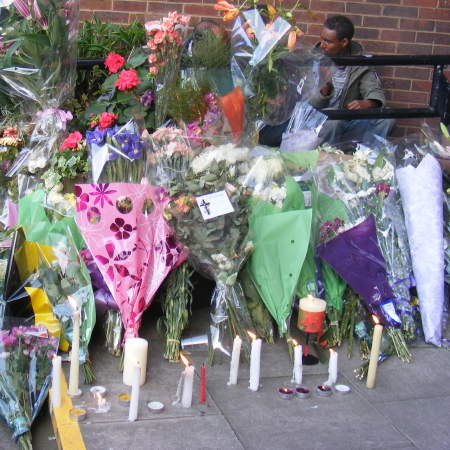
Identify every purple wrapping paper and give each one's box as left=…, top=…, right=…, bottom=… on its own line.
left=318, top=215, right=395, bottom=327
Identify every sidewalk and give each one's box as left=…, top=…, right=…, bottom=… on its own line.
left=1, top=308, right=449, bottom=450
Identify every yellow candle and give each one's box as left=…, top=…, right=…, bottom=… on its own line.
left=366, top=315, right=383, bottom=389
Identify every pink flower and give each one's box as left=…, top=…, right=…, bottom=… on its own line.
left=376, top=183, right=391, bottom=197
left=105, top=53, right=125, bottom=74
left=60, top=131, right=83, bottom=151
left=153, top=30, right=166, bottom=45
left=75, top=186, right=89, bottom=211
left=148, top=53, right=157, bottom=64
left=98, top=112, right=118, bottom=129
left=114, top=69, right=141, bottom=91
left=110, top=217, right=134, bottom=240
left=149, top=66, right=159, bottom=75
left=14, top=0, right=31, bottom=19
left=147, top=40, right=157, bottom=50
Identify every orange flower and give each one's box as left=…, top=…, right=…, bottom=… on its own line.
left=287, top=30, right=297, bottom=51
left=223, top=9, right=240, bottom=21
left=267, top=4, right=277, bottom=21
left=214, top=0, right=237, bottom=12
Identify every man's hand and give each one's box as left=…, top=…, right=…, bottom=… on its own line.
left=320, top=81, right=333, bottom=97
left=346, top=99, right=380, bottom=110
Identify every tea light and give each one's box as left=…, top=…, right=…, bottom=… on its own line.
left=147, top=401, right=165, bottom=414
left=316, top=385, right=332, bottom=397
left=334, top=384, right=351, bottom=395
left=90, top=386, right=107, bottom=398
left=118, top=393, right=131, bottom=407
left=277, top=387, right=294, bottom=400
left=295, top=386, right=311, bottom=399
left=69, top=407, right=87, bottom=422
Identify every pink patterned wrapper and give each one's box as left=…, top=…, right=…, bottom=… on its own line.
left=75, top=183, right=186, bottom=340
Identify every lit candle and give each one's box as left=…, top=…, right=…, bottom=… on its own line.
left=52, top=355, right=62, bottom=408
left=291, top=339, right=302, bottom=386
left=248, top=331, right=262, bottom=392
left=200, top=364, right=206, bottom=403
left=68, top=298, right=81, bottom=397
left=327, top=349, right=338, bottom=386
left=123, top=338, right=148, bottom=386
left=228, top=335, right=242, bottom=386
left=128, top=362, right=141, bottom=421
left=366, top=315, right=383, bottom=389
left=180, top=354, right=195, bottom=408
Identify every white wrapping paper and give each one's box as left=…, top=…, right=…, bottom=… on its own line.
left=396, top=154, right=444, bottom=346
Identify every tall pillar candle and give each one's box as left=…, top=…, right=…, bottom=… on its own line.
left=248, top=331, right=262, bottom=392
left=366, top=316, right=383, bottom=389
left=52, top=355, right=62, bottom=408
left=123, top=338, right=148, bottom=386
left=180, top=354, right=194, bottom=408
left=68, top=307, right=81, bottom=397
left=128, top=363, right=141, bottom=421
left=291, top=340, right=302, bottom=385
left=228, top=335, right=242, bottom=386
left=327, top=349, right=338, bottom=386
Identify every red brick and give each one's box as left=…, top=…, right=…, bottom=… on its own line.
left=390, top=126, right=406, bottom=138
left=420, top=7, right=450, bottom=20
left=432, top=44, right=450, bottom=54
left=308, top=24, right=324, bottom=36
left=362, top=40, right=396, bottom=53
left=438, top=0, right=450, bottom=6
left=94, top=11, right=129, bottom=23
left=311, top=1, right=345, bottom=12
left=80, top=0, right=112, bottom=9
left=416, top=32, right=450, bottom=45
left=412, top=80, right=432, bottom=92
left=403, top=0, right=437, bottom=6
left=113, top=1, right=146, bottom=12
left=354, top=28, right=380, bottom=39
left=391, top=90, right=428, bottom=103
left=369, top=0, right=400, bottom=4
left=343, top=14, right=363, bottom=26
left=364, top=16, right=398, bottom=28
left=294, top=10, right=326, bottom=24
left=346, top=3, right=382, bottom=15
left=183, top=4, right=216, bottom=16
left=435, top=21, right=450, bottom=33
left=147, top=2, right=184, bottom=15
left=381, top=30, right=416, bottom=41
left=79, top=10, right=94, bottom=20
left=382, top=78, right=411, bottom=90
left=400, top=18, right=435, bottom=31
left=377, top=67, right=395, bottom=77
left=383, top=5, right=418, bottom=17
left=395, top=67, right=432, bottom=80
left=397, top=42, right=433, bottom=54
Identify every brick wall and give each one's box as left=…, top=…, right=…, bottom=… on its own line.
left=80, top=0, right=450, bottom=137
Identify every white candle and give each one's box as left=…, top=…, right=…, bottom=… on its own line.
left=299, top=294, right=326, bottom=313
left=68, top=301, right=80, bottom=397
left=367, top=315, right=383, bottom=389
left=180, top=354, right=194, bottom=408
left=328, top=349, right=338, bottom=386
left=52, top=355, right=62, bottom=408
left=123, top=338, right=148, bottom=386
left=128, top=363, right=141, bottom=421
left=291, top=340, right=302, bottom=386
left=248, top=331, right=262, bottom=392
left=228, top=335, right=242, bottom=386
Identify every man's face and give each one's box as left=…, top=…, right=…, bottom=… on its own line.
left=319, top=27, right=349, bottom=56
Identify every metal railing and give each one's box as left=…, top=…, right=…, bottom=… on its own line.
left=77, top=54, right=450, bottom=125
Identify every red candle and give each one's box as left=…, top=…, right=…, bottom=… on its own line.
left=200, top=364, right=206, bottom=403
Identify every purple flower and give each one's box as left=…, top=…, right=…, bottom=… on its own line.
left=89, top=183, right=116, bottom=208
left=140, top=89, right=154, bottom=107
left=114, top=132, right=143, bottom=160
left=86, top=127, right=107, bottom=146
left=110, top=217, right=133, bottom=240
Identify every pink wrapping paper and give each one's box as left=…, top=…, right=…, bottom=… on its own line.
left=75, top=183, right=185, bottom=339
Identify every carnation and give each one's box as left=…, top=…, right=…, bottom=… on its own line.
left=115, top=69, right=141, bottom=91
left=60, top=131, right=83, bottom=150
left=98, top=112, right=119, bottom=129
left=105, top=53, right=125, bottom=74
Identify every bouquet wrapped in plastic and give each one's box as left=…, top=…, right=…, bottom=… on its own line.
left=0, top=324, right=58, bottom=449
left=0, top=0, right=79, bottom=174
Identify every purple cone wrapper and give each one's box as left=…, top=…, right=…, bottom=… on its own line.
left=318, top=215, right=399, bottom=327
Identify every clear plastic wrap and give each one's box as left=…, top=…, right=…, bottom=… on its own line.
left=0, top=324, right=58, bottom=448
left=0, top=0, right=79, bottom=174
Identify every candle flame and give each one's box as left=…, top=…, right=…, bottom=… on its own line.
left=247, top=331, right=256, bottom=341
left=372, top=315, right=380, bottom=325
left=329, top=348, right=336, bottom=354
left=180, top=353, right=190, bottom=367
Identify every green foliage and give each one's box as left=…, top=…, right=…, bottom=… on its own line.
left=189, top=31, right=231, bottom=69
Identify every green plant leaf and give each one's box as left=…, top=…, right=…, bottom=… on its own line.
left=102, top=74, right=119, bottom=91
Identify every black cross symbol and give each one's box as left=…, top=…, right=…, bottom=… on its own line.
left=199, top=199, right=211, bottom=215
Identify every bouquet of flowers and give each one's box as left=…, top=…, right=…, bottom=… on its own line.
left=0, top=0, right=79, bottom=173
left=0, top=325, right=58, bottom=449
left=145, top=11, right=190, bottom=127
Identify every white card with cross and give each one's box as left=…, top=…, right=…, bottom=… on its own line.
left=196, top=190, right=235, bottom=221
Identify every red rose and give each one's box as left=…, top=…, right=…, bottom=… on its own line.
left=98, top=112, right=118, bottom=129
left=105, top=53, right=125, bottom=74
left=114, top=69, right=141, bottom=91
left=60, top=131, right=83, bottom=151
